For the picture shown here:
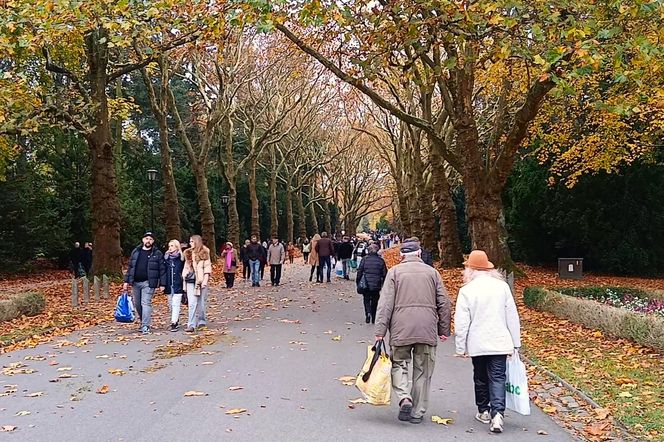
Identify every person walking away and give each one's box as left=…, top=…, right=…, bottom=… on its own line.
left=302, top=238, right=311, bottom=264
left=268, top=238, right=286, bottom=286
left=315, top=232, right=335, bottom=283
left=337, top=235, right=354, bottom=280
left=454, top=250, right=521, bottom=434
left=287, top=241, right=296, bottom=264
left=82, top=242, right=93, bottom=275
left=163, top=240, right=185, bottom=332
left=123, top=232, right=165, bottom=334
left=374, top=239, right=451, bottom=424
left=70, top=242, right=84, bottom=277
left=406, top=236, right=434, bottom=267
left=182, top=235, right=212, bottom=332
left=240, top=239, right=251, bottom=280
left=308, top=234, right=321, bottom=282
left=356, top=244, right=387, bottom=323
left=221, top=242, right=238, bottom=288
left=246, top=236, right=263, bottom=287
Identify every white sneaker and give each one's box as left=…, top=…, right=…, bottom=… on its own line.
left=475, top=410, right=491, bottom=424
left=490, top=413, right=504, bottom=433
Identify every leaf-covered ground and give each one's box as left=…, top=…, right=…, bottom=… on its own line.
left=383, top=248, right=664, bottom=441
left=2, top=257, right=663, bottom=440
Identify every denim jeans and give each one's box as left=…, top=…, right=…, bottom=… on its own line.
left=186, top=283, right=208, bottom=329
left=249, top=259, right=261, bottom=284
left=167, top=293, right=182, bottom=324
left=471, top=355, right=507, bottom=417
left=341, top=259, right=350, bottom=277
left=132, top=281, right=154, bottom=328
left=318, top=256, right=332, bottom=281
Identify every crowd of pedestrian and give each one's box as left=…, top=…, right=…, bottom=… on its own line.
left=114, top=225, right=521, bottom=433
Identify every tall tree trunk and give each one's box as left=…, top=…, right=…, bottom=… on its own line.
left=248, top=157, right=260, bottom=238
left=322, top=200, right=332, bottom=234
left=411, top=138, right=437, bottom=255
left=141, top=59, right=181, bottom=241
left=86, top=29, right=122, bottom=276
left=430, top=138, right=463, bottom=267
left=159, top=126, right=181, bottom=242
left=269, top=170, right=278, bottom=238
left=286, top=176, right=294, bottom=243
left=227, top=182, right=240, bottom=248
left=192, top=160, right=216, bottom=258
left=456, top=115, right=510, bottom=267
left=295, top=185, right=307, bottom=239
left=308, top=187, right=319, bottom=235
left=218, top=116, right=240, bottom=247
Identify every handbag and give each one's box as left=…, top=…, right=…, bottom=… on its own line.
left=357, top=274, right=368, bottom=294
left=355, top=340, right=392, bottom=405
left=184, top=271, right=196, bottom=283
left=114, top=292, right=135, bottom=323
left=505, top=351, right=531, bottom=415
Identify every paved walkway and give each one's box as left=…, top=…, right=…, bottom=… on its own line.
left=0, top=263, right=575, bottom=441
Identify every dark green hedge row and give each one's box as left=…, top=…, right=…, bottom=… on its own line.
left=504, top=154, right=664, bottom=276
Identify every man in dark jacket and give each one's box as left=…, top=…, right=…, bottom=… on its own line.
left=245, top=236, right=263, bottom=287
left=337, top=236, right=354, bottom=280
left=315, top=231, right=335, bottom=283
left=70, top=242, right=84, bottom=277
left=122, top=232, right=166, bottom=334
left=356, top=244, right=387, bottom=323
left=240, top=239, right=251, bottom=280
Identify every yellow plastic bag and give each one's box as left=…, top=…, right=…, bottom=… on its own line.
left=355, top=340, right=392, bottom=405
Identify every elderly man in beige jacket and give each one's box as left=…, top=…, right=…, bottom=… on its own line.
left=374, top=239, right=451, bottom=424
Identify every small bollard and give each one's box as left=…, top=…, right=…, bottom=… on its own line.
left=71, top=279, right=78, bottom=307
left=82, top=277, right=90, bottom=304
left=94, top=276, right=100, bottom=302
left=102, top=275, right=110, bottom=299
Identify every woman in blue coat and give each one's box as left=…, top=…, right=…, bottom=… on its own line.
left=163, top=239, right=185, bottom=332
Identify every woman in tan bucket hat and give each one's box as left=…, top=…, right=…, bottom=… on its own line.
left=454, top=250, right=522, bottom=433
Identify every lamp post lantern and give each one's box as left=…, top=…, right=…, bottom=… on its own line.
left=147, top=169, right=158, bottom=233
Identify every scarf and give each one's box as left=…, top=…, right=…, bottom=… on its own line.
left=225, top=248, right=234, bottom=269
left=166, top=251, right=181, bottom=260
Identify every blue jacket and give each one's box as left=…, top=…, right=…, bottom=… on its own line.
left=357, top=253, right=388, bottom=293
left=163, top=253, right=185, bottom=294
left=124, top=246, right=166, bottom=289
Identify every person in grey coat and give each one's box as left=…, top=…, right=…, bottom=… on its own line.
left=374, top=239, right=451, bottom=424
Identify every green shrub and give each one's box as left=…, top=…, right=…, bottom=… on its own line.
left=0, top=300, right=19, bottom=322
left=0, top=292, right=46, bottom=322
left=523, top=286, right=548, bottom=308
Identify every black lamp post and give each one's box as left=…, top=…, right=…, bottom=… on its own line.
left=147, top=169, right=158, bottom=233
left=221, top=195, right=229, bottom=239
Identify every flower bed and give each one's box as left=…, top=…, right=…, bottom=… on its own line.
left=558, top=286, right=664, bottom=318
left=524, top=286, right=664, bottom=351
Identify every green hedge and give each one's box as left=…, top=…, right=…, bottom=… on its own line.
left=0, top=292, right=46, bottom=322
left=523, top=286, right=664, bottom=351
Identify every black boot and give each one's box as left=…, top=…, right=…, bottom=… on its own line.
left=365, top=313, right=371, bottom=324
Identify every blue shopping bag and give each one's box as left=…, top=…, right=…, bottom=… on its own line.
left=114, top=292, right=135, bottom=323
